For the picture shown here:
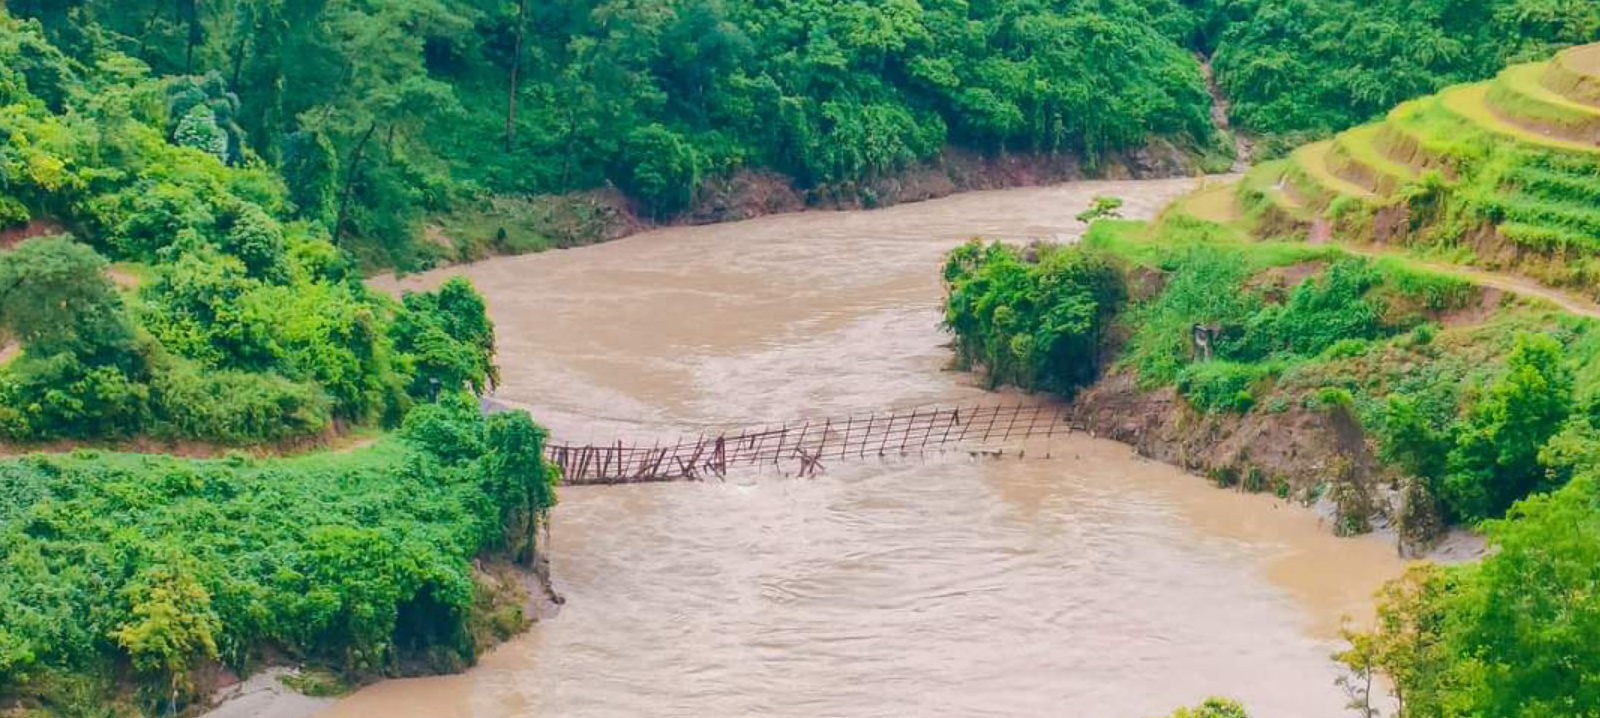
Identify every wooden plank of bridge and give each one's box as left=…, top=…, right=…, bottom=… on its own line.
left=817, top=419, right=832, bottom=468
left=900, top=409, right=917, bottom=452
left=919, top=407, right=940, bottom=449
left=939, top=408, right=960, bottom=446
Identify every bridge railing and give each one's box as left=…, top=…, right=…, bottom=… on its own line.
left=546, top=403, right=1076, bottom=485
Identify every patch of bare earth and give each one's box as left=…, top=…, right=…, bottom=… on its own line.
left=0, top=217, right=67, bottom=249
left=105, top=267, right=141, bottom=290
left=1440, top=287, right=1505, bottom=327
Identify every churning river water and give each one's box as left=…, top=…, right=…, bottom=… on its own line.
left=343, top=178, right=1407, bottom=718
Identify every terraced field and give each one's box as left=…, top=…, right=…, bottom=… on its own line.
left=1223, top=42, right=1600, bottom=296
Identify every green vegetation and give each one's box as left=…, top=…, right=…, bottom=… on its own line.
left=10, top=1, right=1590, bottom=268
left=1151, top=698, right=1249, bottom=718
left=1208, top=0, right=1598, bottom=138
left=0, top=392, right=557, bottom=714
left=0, top=15, right=503, bottom=448
left=948, top=196, right=1600, bottom=715
left=3, top=0, right=1225, bottom=269
left=1338, top=473, right=1600, bottom=717
left=949, top=212, right=1597, bottom=531
left=0, top=231, right=494, bottom=446
left=942, top=239, right=1125, bottom=396
left=1234, top=44, right=1600, bottom=294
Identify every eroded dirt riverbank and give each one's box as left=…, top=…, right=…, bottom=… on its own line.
left=336, top=178, right=1409, bottom=717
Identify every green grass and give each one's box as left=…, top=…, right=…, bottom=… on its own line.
left=1485, top=62, right=1600, bottom=140
left=1084, top=215, right=1339, bottom=272
left=1236, top=160, right=1315, bottom=238
left=1502, top=163, right=1600, bottom=205
left=1543, top=44, right=1600, bottom=107
left=1437, top=83, right=1600, bottom=156
left=1331, top=123, right=1418, bottom=196
left=1475, top=192, right=1600, bottom=247
left=1287, top=140, right=1380, bottom=207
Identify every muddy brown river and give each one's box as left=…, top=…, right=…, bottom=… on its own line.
left=344, top=178, right=1407, bottom=718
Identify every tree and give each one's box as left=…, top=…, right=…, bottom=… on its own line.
left=1442, top=333, right=1573, bottom=522
left=0, top=236, right=136, bottom=361
left=616, top=123, right=700, bottom=216
left=1343, top=476, right=1600, bottom=717
left=113, top=557, right=221, bottom=702
left=505, top=0, right=531, bottom=151
left=1155, top=698, right=1250, bottom=718
left=482, top=410, right=556, bottom=565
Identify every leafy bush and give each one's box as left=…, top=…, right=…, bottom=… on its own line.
left=1176, top=361, right=1272, bottom=414
left=943, top=240, right=1125, bottom=395
left=616, top=124, right=701, bottom=216
left=148, top=363, right=332, bottom=445
left=1442, top=332, right=1573, bottom=523
left=1236, top=259, right=1384, bottom=359
left=1154, top=697, right=1250, bottom=718
left=0, top=233, right=491, bottom=445
left=1121, top=244, right=1262, bottom=386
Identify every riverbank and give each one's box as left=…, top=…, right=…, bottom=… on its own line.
left=946, top=193, right=1600, bottom=554
left=421, top=142, right=1216, bottom=267
left=0, top=400, right=559, bottom=718
left=197, top=559, right=562, bottom=718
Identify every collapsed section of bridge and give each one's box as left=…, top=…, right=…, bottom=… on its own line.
left=546, top=404, right=1076, bottom=485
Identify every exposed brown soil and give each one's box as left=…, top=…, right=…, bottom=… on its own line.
left=439, top=142, right=1203, bottom=261
left=0, top=216, right=67, bottom=248
left=1252, top=260, right=1327, bottom=294
left=1072, top=368, right=1385, bottom=504
left=0, top=422, right=355, bottom=460
left=1440, top=287, right=1506, bottom=327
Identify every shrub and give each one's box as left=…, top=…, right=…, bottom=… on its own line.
left=1121, top=244, right=1261, bottom=386
left=1156, top=697, right=1249, bottom=718
left=616, top=124, right=700, bottom=216
left=148, top=362, right=332, bottom=444
left=1177, top=361, right=1271, bottom=414
left=943, top=240, right=1125, bottom=395
left=1442, top=333, right=1574, bottom=523
left=1237, top=259, right=1384, bottom=360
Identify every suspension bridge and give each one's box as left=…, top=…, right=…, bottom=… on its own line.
left=544, top=403, right=1082, bottom=485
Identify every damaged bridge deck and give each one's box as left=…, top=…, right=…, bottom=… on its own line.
left=545, top=403, right=1079, bottom=485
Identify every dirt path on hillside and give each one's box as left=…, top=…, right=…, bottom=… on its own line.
left=1330, top=233, right=1600, bottom=319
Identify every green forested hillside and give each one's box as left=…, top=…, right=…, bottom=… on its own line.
left=9, top=0, right=1593, bottom=269
left=1209, top=0, right=1600, bottom=139
left=1238, top=43, right=1600, bottom=295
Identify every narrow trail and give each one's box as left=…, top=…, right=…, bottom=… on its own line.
left=1307, top=220, right=1600, bottom=319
